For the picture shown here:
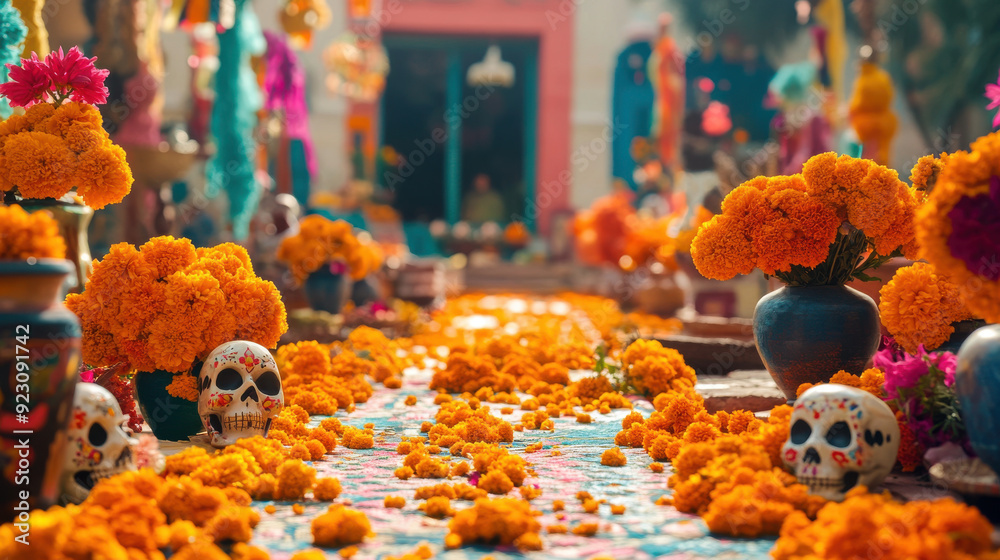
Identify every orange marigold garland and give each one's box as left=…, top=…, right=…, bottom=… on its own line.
left=916, top=131, right=1000, bottom=322
left=65, top=237, right=288, bottom=373
left=692, top=153, right=919, bottom=285
left=0, top=204, right=66, bottom=259
left=878, top=262, right=976, bottom=354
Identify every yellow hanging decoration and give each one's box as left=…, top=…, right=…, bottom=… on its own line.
left=11, top=0, right=48, bottom=58
left=280, top=0, right=332, bottom=50
left=849, top=61, right=897, bottom=166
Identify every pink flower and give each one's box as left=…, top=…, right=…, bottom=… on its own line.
left=43, top=47, right=109, bottom=105
left=874, top=347, right=928, bottom=400
left=0, top=53, right=51, bottom=107
left=987, top=69, right=1000, bottom=129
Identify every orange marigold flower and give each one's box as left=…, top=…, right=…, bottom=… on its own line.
left=74, top=142, right=133, bottom=209
left=1, top=131, right=77, bottom=199
left=771, top=488, right=995, bottom=560
left=447, top=498, right=541, bottom=547
left=600, top=447, right=627, bottom=467
left=313, top=478, right=342, bottom=501
left=0, top=204, right=66, bottom=259
left=311, top=505, right=373, bottom=547
left=916, top=131, right=1000, bottom=322
left=690, top=215, right=757, bottom=280
left=165, top=373, right=200, bottom=402
left=384, top=495, right=406, bottom=508
left=909, top=153, right=946, bottom=201
left=879, top=262, right=976, bottom=353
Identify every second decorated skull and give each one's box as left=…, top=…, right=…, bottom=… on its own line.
left=61, top=383, right=137, bottom=504
left=198, top=341, right=284, bottom=447
left=782, top=384, right=900, bottom=501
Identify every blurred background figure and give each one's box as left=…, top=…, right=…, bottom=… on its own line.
left=462, top=173, right=505, bottom=224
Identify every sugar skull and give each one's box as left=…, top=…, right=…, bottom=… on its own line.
left=198, top=341, right=283, bottom=447
left=61, top=383, right=137, bottom=504
left=782, top=384, right=900, bottom=501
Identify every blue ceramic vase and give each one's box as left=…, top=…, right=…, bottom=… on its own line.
left=351, top=276, right=381, bottom=307
left=304, top=264, right=348, bottom=314
left=753, top=284, right=880, bottom=400
left=133, top=370, right=203, bottom=441
left=955, top=324, right=1000, bottom=475
left=0, top=259, right=81, bottom=522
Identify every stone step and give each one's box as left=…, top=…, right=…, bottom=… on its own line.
left=695, top=369, right=786, bottom=413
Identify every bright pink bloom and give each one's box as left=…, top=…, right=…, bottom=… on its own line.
left=43, top=47, right=109, bottom=105
left=0, top=53, right=51, bottom=107
left=987, top=69, right=1000, bottom=129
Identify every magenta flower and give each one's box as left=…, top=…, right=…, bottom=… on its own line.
left=43, top=47, right=109, bottom=105
left=0, top=53, right=50, bottom=107
left=0, top=47, right=109, bottom=108
left=987, top=69, right=1000, bottom=129
left=874, top=346, right=928, bottom=399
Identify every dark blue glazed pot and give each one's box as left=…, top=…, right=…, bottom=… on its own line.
left=955, top=324, right=1000, bottom=475
left=0, top=259, right=80, bottom=522
left=753, top=284, right=880, bottom=400
left=936, top=319, right=987, bottom=355
left=351, top=276, right=381, bottom=307
left=133, top=370, right=203, bottom=441
left=304, top=264, right=348, bottom=314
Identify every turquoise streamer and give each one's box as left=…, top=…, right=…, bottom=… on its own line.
left=205, top=0, right=265, bottom=240
left=0, top=0, right=26, bottom=119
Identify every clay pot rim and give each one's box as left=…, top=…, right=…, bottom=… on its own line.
left=0, top=258, right=75, bottom=275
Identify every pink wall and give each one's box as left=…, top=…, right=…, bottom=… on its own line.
left=352, top=0, right=574, bottom=235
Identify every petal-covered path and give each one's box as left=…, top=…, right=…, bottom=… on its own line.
left=224, top=369, right=777, bottom=559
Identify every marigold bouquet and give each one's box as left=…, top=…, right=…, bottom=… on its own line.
left=916, top=131, right=1000, bottom=322
left=0, top=47, right=133, bottom=209
left=277, top=215, right=382, bottom=285
left=0, top=203, right=66, bottom=259
left=691, top=153, right=919, bottom=286
left=65, top=236, right=288, bottom=373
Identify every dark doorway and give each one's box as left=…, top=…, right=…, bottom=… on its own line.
left=381, top=36, right=537, bottom=225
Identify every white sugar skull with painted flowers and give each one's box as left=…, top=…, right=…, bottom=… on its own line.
left=198, top=341, right=284, bottom=448
left=61, top=383, right=137, bottom=504
left=782, top=384, right=900, bottom=501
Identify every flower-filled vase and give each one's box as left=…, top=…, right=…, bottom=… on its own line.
left=305, top=262, right=349, bottom=314
left=754, top=285, right=881, bottom=401
left=0, top=259, right=81, bottom=522
left=278, top=215, right=384, bottom=314
left=954, top=324, right=1000, bottom=475
left=133, top=370, right=203, bottom=441
left=351, top=275, right=382, bottom=307
left=690, top=153, right=926, bottom=400
left=64, top=236, right=288, bottom=443
left=14, top=194, right=94, bottom=292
